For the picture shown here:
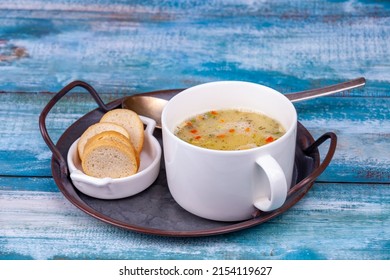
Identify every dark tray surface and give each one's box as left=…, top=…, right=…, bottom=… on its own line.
left=52, top=91, right=320, bottom=237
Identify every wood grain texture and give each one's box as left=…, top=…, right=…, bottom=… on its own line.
left=0, top=0, right=389, bottom=260
left=0, top=0, right=388, bottom=93
left=0, top=92, right=388, bottom=183
left=0, top=180, right=389, bottom=260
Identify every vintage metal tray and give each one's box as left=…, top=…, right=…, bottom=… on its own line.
left=39, top=81, right=337, bottom=237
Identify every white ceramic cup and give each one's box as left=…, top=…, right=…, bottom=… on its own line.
left=162, top=81, right=297, bottom=221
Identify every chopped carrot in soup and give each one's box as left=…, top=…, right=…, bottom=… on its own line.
left=174, top=109, right=285, bottom=151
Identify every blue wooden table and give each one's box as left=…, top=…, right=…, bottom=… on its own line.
left=0, top=0, right=389, bottom=260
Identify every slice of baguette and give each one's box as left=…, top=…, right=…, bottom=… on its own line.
left=82, top=139, right=138, bottom=178
left=77, top=122, right=130, bottom=159
left=99, top=109, right=144, bottom=155
left=83, top=130, right=140, bottom=168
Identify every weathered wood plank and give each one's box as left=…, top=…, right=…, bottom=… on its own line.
left=295, top=97, right=390, bottom=183
left=0, top=0, right=389, bottom=262
left=0, top=179, right=388, bottom=260
left=0, top=0, right=388, bottom=93
left=0, top=92, right=388, bottom=183
left=0, top=91, right=101, bottom=176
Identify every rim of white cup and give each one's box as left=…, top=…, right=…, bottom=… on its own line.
left=161, top=80, right=297, bottom=154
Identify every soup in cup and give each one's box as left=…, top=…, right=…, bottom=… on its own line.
left=161, top=81, right=297, bottom=221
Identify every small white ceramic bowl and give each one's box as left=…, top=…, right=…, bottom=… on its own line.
left=67, top=116, right=161, bottom=199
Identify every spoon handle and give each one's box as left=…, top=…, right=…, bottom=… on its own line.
left=286, top=77, right=366, bottom=102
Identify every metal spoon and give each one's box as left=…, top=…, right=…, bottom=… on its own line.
left=122, top=77, right=366, bottom=128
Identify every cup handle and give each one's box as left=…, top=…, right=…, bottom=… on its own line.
left=253, top=155, right=288, bottom=212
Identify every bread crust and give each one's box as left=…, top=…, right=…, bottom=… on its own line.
left=82, top=139, right=138, bottom=178
left=83, top=130, right=140, bottom=168
left=100, top=109, right=144, bottom=155
left=76, top=108, right=145, bottom=179
left=77, top=122, right=130, bottom=159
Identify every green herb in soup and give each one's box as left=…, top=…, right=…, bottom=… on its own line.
left=174, top=109, right=286, bottom=151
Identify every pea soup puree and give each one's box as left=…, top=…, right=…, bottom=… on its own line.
left=174, top=109, right=286, bottom=151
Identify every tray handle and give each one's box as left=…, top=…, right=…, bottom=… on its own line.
left=288, top=132, right=337, bottom=196
left=39, top=80, right=113, bottom=177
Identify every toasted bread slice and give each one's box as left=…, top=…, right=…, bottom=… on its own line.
left=82, top=139, right=138, bottom=178
left=100, top=109, right=144, bottom=155
left=77, top=122, right=130, bottom=159
left=83, top=130, right=140, bottom=168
